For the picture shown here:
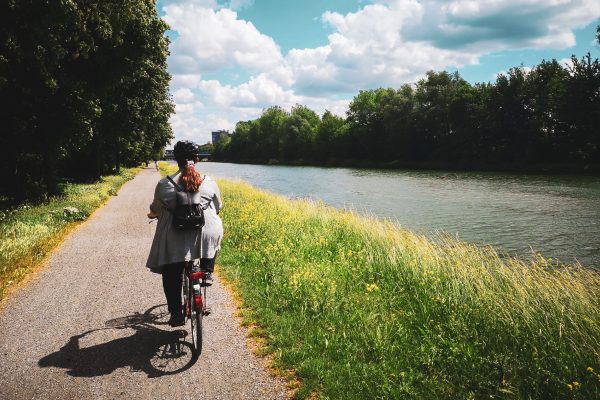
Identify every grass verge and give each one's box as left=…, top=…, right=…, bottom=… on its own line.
left=0, top=167, right=141, bottom=303
left=217, top=179, right=600, bottom=400
left=161, top=163, right=600, bottom=398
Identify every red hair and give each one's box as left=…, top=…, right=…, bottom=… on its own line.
left=180, top=163, right=202, bottom=192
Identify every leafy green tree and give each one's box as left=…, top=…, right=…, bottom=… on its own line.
left=561, top=53, right=600, bottom=163
left=281, top=105, right=320, bottom=160
left=81, top=0, right=173, bottom=175
left=346, top=88, right=397, bottom=160
left=524, top=59, right=569, bottom=162
left=0, top=0, right=98, bottom=198
left=315, top=111, right=346, bottom=160
left=217, top=29, right=600, bottom=173
left=256, top=106, right=288, bottom=160
left=225, top=120, right=255, bottom=160
left=0, top=0, right=173, bottom=201
left=411, top=71, right=473, bottom=161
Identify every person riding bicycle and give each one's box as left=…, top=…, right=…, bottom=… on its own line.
left=146, top=140, right=223, bottom=327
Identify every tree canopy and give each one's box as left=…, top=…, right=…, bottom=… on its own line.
left=0, top=0, right=173, bottom=201
left=215, top=47, right=600, bottom=173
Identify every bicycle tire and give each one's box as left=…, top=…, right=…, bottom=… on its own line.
left=182, top=273, right=190, bottom=319
left=190, top=289, right=203, bottom=359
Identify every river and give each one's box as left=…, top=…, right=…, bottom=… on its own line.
left=195, top=162, right=600, bottom=267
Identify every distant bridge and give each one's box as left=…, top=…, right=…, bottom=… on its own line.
left=162, top=151, right=211, bottom=161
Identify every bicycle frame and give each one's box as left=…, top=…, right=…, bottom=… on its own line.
left=181, top=261, right=210, bottom=359
left=183, top=262, right=209, bottom=315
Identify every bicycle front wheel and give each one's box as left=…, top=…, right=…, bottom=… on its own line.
left=190, top=292, right=203, bottom=359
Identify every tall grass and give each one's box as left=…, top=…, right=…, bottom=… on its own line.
left=214, top=178, right=600, bottom=399
left=0, top=168, right=140, bottom=302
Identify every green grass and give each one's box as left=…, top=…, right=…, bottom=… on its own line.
left=158, top=161, right=176, bottom=176
left=0, top=167, right=141, bottom=302
left=157, top=163, right=600, bottom=398
left=215, top=179, right=600, bottom=400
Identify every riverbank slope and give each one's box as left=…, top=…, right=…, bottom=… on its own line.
left=216, top=178, right=600, bottom=399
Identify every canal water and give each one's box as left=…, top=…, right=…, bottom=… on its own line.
left=195, top=162, right=600, bottom=267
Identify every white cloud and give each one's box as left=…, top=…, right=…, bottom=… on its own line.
left=173, top=88, right=196, bottom=103
left=161, top=0, right=600, bottom=144
left=171, top=74, right=203, bottom=90
left=286, top=0, right=477, bottom=95
left=559, top=57, right=575, bottom=71
left=170, top=111, right=232, bottom=144
left=198, top=74, right=297, bottom=108
left=419, top=0, right=600, bottom=51
left=163, top=5, right=283, bottom=73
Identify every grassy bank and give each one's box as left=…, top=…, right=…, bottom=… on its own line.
left=0, top=168, right=141, bottom=302
left=213, top=179, right=600, bottom=399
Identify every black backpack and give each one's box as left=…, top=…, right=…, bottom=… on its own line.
left=166, top=175, right=211, bottom=230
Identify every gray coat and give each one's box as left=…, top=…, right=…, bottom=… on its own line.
left=146, top=171, right=223, bottom=273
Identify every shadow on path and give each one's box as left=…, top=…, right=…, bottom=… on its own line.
left=39, top=305, right=195, bottom=378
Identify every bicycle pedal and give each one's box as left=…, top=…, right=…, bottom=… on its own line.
left=203, top=308, right=212, bottom=316
left=200, top=281, right=212, bottom=287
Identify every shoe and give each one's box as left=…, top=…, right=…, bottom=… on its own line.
left=168, top=313, right=185, bottom=327
left=200, top=272, right=213, bottom=287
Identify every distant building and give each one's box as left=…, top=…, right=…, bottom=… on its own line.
left=212, top=130, right=232, bottom=144
left=163, top=149, right=174, bottom=160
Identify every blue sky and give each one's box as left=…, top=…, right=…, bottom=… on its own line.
left=157, top=0, right=600, bottom=144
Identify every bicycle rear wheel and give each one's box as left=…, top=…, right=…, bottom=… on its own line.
left=190, top=290, right=203, bottom=358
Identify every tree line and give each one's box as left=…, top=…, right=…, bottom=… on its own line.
left=215, top=30, right=600, bottom=173
left=0, top=0, right=174, bottom=202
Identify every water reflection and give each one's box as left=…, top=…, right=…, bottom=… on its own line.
left=196, top=162, right=600, bottom=267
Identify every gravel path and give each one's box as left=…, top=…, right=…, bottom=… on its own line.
left=0, top=167, right=288, bottom=400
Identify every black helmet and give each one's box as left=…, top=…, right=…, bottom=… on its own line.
left=173, top=140, right=200, bottom=161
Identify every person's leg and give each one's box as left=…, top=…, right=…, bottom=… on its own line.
left=199, top=257, right=216, bottom=273
left=162, top=262, right=185, bottom=317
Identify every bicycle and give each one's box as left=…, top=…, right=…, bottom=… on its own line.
left=182, top=261, right=212, bottom=359
left=146, top=219, right=212, bottom=360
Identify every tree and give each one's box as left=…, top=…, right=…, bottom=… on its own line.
left=561, top=53, right=600, bottom=163
left=524, top=59, right=569, bottom=162
left=81, top=0, right=173, bottom=175
left=0, top=0, right=173, bottom=201
left=281, top=105, right=320, bottom=160
left=256, top=106, right=288, bottom=160
left=217, top=31, right=600, bottom=172
left=1, top=1, right=93, bottom=198
left=346, top=88, right=396, bottom=160
left=315, top=111, right=346, bottom=160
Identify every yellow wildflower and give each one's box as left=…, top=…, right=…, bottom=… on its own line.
left=566, top=384, right=573, bottom=391
left=366, top=283, right=380, bottom=293
left=587, top=367, right=594, bottom=373
left=572, top=381, right=580, bottom=388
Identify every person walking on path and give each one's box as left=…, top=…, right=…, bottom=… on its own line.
left=146, top=140, right=223, bottom=326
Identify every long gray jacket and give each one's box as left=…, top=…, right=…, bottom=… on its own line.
left=146, top=171, right=223, bottom=273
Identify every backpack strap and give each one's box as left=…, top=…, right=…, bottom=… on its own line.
left=200, top=197, right=213, bottom=210
left=166, top=175, right=188, bottom=212
left=167, top=174, right=211, bottom=209
left=166, top=175, right=183, bottom=192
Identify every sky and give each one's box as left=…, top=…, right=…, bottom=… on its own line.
left=156, top=0, right=600, bottom=145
